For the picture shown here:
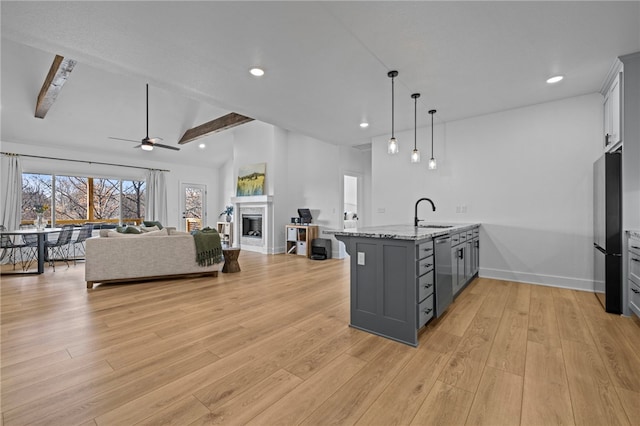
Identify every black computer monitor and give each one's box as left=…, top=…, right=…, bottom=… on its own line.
left=297, top=208, right=312, bottom=224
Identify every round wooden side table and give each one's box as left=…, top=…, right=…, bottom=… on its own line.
left=222, top=247, right=241, bottom=273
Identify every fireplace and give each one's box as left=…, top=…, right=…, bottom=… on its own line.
left=231, top=195, right=274, bottom=254
left=242, top=214, right=263, bottom=238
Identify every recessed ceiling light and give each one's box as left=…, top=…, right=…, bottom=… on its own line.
left=360, top=122, right=369, bottom=128
left=250, top=67, right=265, bottom=77
left=546, top=75, right=564, bottom=84
left=198, top=143, right=206, bottom=149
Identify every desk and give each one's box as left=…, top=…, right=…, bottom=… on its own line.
left=0, top=228, right=62, bottom=275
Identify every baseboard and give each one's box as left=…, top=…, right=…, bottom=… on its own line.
left=480, top=267, right=593, bottom=292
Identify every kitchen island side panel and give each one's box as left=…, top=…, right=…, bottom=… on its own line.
left=348, top=236, right=418, bottom=346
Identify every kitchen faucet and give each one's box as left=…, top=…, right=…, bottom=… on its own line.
left=414, top=198, right=436, bottom=227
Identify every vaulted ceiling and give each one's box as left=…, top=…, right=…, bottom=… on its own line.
left=2, top=1, right=639, bottom=168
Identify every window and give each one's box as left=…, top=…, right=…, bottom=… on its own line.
left=21, top=173, right=52, bottom=221
left=121, top=180, right=146, bottom=224
left=55, top=175, right=88, bottom=222
left=21, top=173, right=146, bottom=226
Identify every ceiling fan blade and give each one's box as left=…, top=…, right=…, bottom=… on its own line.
left=109, top=137, right=140, bottom=143
left=132, top=144, right=142, bottom=148
left=153, top=143, right=181, bottom=151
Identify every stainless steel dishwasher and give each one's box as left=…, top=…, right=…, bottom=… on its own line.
left=434, top=236, right=453, bottom=317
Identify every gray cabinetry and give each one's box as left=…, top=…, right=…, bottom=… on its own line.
left=330, top=223, right=480, bottom=346
left=451, top=226, right=480, bottom=297
left=336, top=235, right=435, bottom=346
left=629, top=234, right=640, bottom=318
left=417, top=240, right=435, bottom=328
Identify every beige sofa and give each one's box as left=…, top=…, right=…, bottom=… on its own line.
left=85, top=228, right=219, bottom=289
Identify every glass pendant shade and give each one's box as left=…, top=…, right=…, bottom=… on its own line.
left=428, top=157, right=437, bottom=170
left=388, top=137, right=398, bottom=154
left=411, top=149, right=420, bottom=163
left=141, top=143, right=153, bottom=151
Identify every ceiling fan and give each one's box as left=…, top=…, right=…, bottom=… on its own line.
left=108, top=84, right=180, bottom=151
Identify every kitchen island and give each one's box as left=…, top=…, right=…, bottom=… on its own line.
left=326, top=223, right=480, bottom=346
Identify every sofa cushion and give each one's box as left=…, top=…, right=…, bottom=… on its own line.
left=143, top=221, right=164, bottom=230
left=139, top=228, right=169, bottom=237
left=106, top=230, right=138, bottom=238
left=140, top=225, right=159, bottom=233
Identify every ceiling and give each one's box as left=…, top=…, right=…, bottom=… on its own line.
left=1, top=1, right=639, bottom=168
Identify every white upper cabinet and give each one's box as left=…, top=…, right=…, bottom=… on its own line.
left=603, top=64, right=623, bottom=152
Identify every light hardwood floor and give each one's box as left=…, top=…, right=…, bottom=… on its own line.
left=1, top=252, right=640, bottom=425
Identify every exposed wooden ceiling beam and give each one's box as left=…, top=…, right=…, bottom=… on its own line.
left=178, top=112, right=254, bottom=144
left=35, top=54, right=77, bottom=119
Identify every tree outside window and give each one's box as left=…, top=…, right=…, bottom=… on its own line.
left=21, top=173, right=146, bottom=226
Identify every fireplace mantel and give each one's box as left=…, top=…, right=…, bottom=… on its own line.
left=231, top=195, right=273, bottom=204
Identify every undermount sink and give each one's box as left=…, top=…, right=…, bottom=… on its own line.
left=418, top=224, right=454, bottom=229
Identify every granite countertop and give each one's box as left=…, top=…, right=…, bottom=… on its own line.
left=628, top=230, right=640, bottom=239
left=324, top=223, right=480, bottom=241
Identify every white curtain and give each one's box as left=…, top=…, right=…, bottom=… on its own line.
left=1, top=154, right=22, bottom=263
left=145, top=169, right=167, bottom=225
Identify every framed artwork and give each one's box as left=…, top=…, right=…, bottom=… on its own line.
left=237, top=163, right=266, bottom=196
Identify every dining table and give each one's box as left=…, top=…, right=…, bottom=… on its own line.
left=0, top=227, right=62, bottom=275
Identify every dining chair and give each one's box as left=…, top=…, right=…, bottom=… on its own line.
left=19, top=224, right=39, bottom=271
left=71, top=224, right=93, bottom=264
left=0, top=225, right=28, bottom=270
left=44, top=224, right=74, bottom=271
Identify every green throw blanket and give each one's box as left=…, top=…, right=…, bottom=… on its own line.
left=192, top=227, right=223, bottom=266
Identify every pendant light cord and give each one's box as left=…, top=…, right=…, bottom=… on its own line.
left=429, top=109, right=436, bottom=158
left=391, top=76, right=395, bottom=138
left=431, top=112, right=433, bottom=155
left=413, top=95, right=418, bottom=150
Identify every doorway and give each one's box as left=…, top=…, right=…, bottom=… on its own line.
left=342, top=173, right=362, bottom=230
left=180, top=183, right=207, bottom=232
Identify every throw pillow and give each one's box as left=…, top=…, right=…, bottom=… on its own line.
left=143, top=221, right=163, bottom=230
left=116, top=226, right=141, bottom=234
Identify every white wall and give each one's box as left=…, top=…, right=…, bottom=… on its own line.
left=224, top=121, right=370, bottom=258
left=372, top=93, right=603, bottom=290
left=0, top=141, right=219, bottom=229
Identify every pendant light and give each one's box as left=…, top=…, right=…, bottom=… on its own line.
left=387, top=70, right=399, bottom=154
left=428, top=109, right=437, bottom=170
left=411, top=93, right=420, bottom=163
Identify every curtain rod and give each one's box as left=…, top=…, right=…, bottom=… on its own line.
left=0, top=152, right=170, bottom=172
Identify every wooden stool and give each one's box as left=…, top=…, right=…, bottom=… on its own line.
left=222, top=247, right=241, bottom=273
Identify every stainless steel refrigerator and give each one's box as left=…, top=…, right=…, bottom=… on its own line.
left=593, top=151, right=622, bottom=313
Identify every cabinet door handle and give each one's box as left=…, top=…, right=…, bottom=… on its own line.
left=632, top=246, right=640, bottom=250
left=458, top=248, right=464, bottom=259
left=632, top=288, right=640, bottom=294
left=632, top=258, right=640, bottom=263
left=423, top=308, right=433, bottom=314
left=424, top=283, right=433, bottom=289
left=423, top=263, right=433, bottom=268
